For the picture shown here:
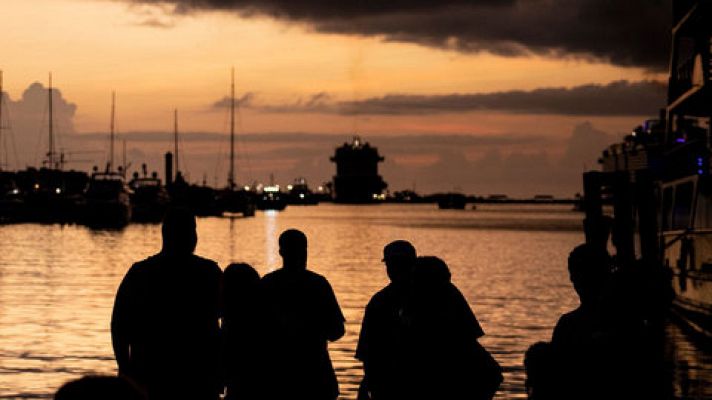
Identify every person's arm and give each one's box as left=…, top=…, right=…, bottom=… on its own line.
left=323, top=279, right=345, bottom=341
left=111, top=268, right=134, bottom=375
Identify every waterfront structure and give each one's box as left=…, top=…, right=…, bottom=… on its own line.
left=585, top=0, right=712, bottom=337
left=330, top=136, right=387, bottom=203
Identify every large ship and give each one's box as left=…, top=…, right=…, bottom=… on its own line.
left=585, top=0, right=712, bottom=337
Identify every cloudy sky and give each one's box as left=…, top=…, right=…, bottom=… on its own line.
left=0, top=0, right=670, bottom=196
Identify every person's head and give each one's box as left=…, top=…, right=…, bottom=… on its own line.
left=161, top=207, right=197, bottom=255
left=382, top=240, right=416, bottom=284
left=55, top=376, right=146, bottom=400
left=568, top=243, right=611, bottom=305
left=414, top=256, right=451, bottom=287
left=224, top=263, right=260, bottom=293
left=524, top=342, right=553, bottom=392
left=279, top=229, right=307, bottom=269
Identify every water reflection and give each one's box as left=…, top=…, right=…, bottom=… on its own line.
left=0, top=204, right=709, bottom=399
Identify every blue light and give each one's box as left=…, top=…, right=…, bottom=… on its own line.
left=676, top=138, right=686, bottom=143
left=697, top=157, right=704, bottom=166
left=699, top=169, right=704, bottom=175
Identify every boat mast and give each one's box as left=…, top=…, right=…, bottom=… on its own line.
left=110, top=91, right=115, bottom=172
left=48, top=73, right=55, bottom=168
left=229, top=67, right=236, bottom=190
left=174, top=108, right=179, bottom=175
left=0, top=70, right=3, bottom=171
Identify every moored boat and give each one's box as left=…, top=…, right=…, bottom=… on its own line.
left=584, top=0, right=712, bottom=337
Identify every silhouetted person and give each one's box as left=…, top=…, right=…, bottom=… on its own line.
left=408, top=256, right=500, bottom=400
left=524, top=342, right=555, bottom=400
left=356, top=240, right=417, bottom=400
left=550, top=243, right=612, bottom=400
left=55, top=376, right=146, bottom=400
left=259, top=229, right=345, bottom=400
left=223, top=263, right=261, bottom=400
left=111, top=208, right=222, bottom=400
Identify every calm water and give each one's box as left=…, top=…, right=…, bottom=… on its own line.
left=0, top=204, right=710, bottom=399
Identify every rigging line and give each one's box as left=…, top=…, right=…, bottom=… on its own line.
left=33, top=99, right=49, bottom=168
left=2, top=101, right=21, bottom=169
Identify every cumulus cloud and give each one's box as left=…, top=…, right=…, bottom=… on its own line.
left=231, top=80, right=666, bottom=116
left=122, top=0, right=672, bottom=70
left=1, top=82, right=77, bottom=167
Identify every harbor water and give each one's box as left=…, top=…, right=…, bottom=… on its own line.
left=0, top=204, right=710, bottom=399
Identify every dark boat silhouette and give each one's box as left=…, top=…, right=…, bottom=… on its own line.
left=585, top=0, right=712, bottom=337
left=287, top=177, right=319, bottom=205
left=437, top=193, right=467, bottom=210
left=83, top=167, right=132, bottom=228
left=216, top=68, right=255, bottom=217
left=256, top=183, right=287, bottom=211
left=129, top=164, right=169, bottom=222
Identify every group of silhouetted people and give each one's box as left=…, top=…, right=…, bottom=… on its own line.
left=524, top=216, right=672, bottom=400
left=50, top=207, right=503, bottom=400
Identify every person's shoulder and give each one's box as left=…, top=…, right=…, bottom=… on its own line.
left=191, top=254, right=220, bottom=271
left=127, top=254, right=161, bottom=274
left=366, top=285, right=396, bottom=308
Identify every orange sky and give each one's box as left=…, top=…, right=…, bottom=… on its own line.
left=0, top=0, right=669, bottom=195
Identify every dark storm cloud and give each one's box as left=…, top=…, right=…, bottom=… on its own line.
left=246, top=80, right=666, bottom=116
left=125, top=0, right=671, bottom=69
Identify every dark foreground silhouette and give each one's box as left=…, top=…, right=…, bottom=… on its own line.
left=54, top=376, right=146, bottom=400
left=357, top=241, right=502, bottom=400
left=258, top=229, right=346, bottom=400
left=222, top=262, right=261, bottom=400
left=526, top=238, right=671, bottom=400
left=111, top=208, right=222, bottom=400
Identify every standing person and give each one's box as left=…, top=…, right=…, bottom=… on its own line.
left=111, top=208, right=223, bottom=400
left=259, top=229, right=345, bottom=400
left=356, top=240, right=417, bottom=400
left=222, top=263, right=261, bottom=400
left=408, top=256, right=500, bottom=400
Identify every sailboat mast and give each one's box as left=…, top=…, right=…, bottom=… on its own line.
left=0, top=70, right=3, bottom=170
left=229, top=67, right=236, bottom=190
left=110, top=91, right=115, bottom=171
left=48, top=73, right=54, bottom=168
left=174, top=109, right=179, bottom=174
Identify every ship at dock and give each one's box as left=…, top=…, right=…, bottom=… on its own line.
left=585, top=0, right=712, bottom=337
left=330, top=136, right=387, bottom=203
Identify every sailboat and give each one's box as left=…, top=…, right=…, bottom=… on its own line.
left=217, top=68, right=255, bottom=217
left=0, top=70, right=23, bottom=222
left=21, top=73, right=88, bottom=223
left=83, top=91, right=132, bottom=228
left=165, top=109, right=222, bottom=217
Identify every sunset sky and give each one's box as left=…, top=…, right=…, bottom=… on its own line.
left=0, top=0, right=672, bottom=195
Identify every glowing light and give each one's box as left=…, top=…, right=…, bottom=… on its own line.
left=244, top=186, right=251, bottom=191
left=287, top=185, right=293, bottom=190
left=676, top=138, right=686, bottom=143
left=299, top=193, right=305, bottom=199
left=317, top=186, right=323, bottom=192
left=34, top=184, right=40, bottom=189
left=55, top=188, right=62, bottom=194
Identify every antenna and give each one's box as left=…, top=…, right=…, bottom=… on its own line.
left=110, top=91, right=115, bottom=171
left=174, top=108, right=179, bottom=174
left=229, top=67, right=236, bottom=190
left=48, top=72, right=55, bottom=168
left=122, top=139, right=127, bottom=178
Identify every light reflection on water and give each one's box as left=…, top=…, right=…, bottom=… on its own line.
left=0, top=204, right=709, bottom=399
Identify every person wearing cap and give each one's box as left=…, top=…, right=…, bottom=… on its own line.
left=355, top=240, right=418, bottom=400
left=111, top=207, right=223, bottom=400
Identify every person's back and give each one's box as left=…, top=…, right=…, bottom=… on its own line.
left=259, top=229, right=345, bottom=400
left=408, top=256, right=498, bottom=400
left=223, top=263, right=261, bottom=400
left=111, top=208, right=222, bottom=400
